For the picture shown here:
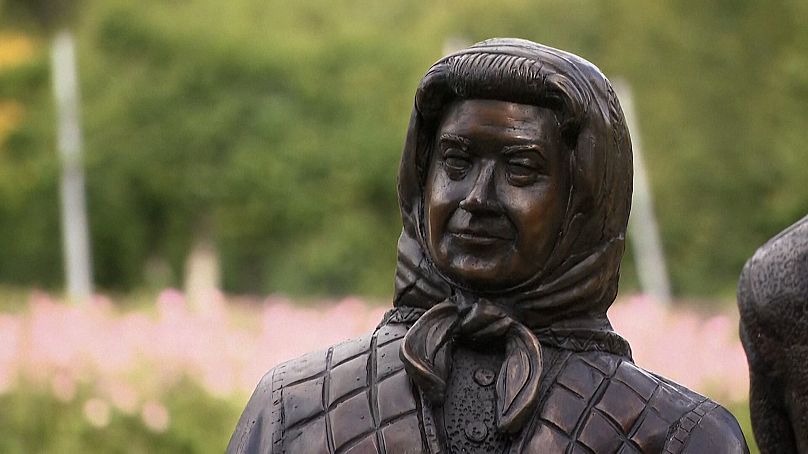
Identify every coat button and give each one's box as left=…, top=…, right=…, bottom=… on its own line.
left=473, top=368, right=495, bottom=386
left=465, top=421, right=487, bottom=442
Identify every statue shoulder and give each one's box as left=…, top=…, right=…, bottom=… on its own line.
left=673, top=403, right=750, bottom=454
left=226, top=323, right=412, bottom=454
left=225, top=336, right=365, bottom=454
left=226, top=365, right=283, bottom=454
left=739, top=215, right=808, bottom=346
left=613, top=362, right=748, bottom=452
left=642, top=371, right=749, bottom=453
left=739, top=215, right=808, bottom=316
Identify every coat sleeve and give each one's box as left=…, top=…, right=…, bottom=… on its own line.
left=226, top=368, right=281, bottom=454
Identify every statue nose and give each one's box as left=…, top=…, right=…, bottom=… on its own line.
left=459, top=162, right=501, bottom=213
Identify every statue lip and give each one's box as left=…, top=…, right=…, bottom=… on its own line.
left=449, top=228, right=514, bottom=243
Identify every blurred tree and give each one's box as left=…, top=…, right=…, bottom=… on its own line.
left=1, top=0, right=93, bottom=300
left=0, top=0, right=805, bottom=300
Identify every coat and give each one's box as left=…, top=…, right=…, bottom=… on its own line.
left=227, top=308, right=748, bottom=453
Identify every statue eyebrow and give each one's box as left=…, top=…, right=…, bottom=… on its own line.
left=439, top=133, right=471, bottom=149
left=502, top=144, right=548, bottom=162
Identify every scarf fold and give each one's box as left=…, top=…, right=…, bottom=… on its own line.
left=400, top=297, right=543, bottom=434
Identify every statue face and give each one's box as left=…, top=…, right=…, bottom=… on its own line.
left=425, top=99, right=568, bottom=290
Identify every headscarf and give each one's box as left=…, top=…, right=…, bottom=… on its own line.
left=394, top=38, right=633, bottom=434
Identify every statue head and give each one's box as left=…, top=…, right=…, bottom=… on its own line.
left=395, top=38, right=633, bottom=329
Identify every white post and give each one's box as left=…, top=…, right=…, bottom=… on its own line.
left=613, top=79, right=672, bottom=305
left=51, top=29, right=93, bottom=302
left=184, top=228, right=221, bottom=313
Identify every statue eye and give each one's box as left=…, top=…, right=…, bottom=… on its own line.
left=506, top=158, right=543, bottom=186
left=442, top=149, right=471, bottom=176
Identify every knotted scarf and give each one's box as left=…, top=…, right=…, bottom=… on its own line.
left=401, top=296, right=543, bottom=433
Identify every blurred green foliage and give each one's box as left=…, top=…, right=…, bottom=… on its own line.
left=0, top=0, right=806, bottom=298
left=0, top=380, right=241, bottom=453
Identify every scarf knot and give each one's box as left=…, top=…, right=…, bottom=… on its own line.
left=399, top=297, right=543, bottom=434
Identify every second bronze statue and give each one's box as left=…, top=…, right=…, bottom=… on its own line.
left=228, top=38, right=749, bottom=453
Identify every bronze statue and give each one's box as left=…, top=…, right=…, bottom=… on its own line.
left=228, top=38, right=749, bottom=453
left=739, top=214, right=808, bottom=453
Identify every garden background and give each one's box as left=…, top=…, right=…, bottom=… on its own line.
left=1, top=0, right=807, bottom=451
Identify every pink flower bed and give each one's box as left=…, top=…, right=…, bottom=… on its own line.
left=610, top=295, right=749, bottom=404
left=0, top=290, right=749, bottom=431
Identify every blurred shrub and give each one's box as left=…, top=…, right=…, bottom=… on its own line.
left=0, top=379, right=240, bottom=453
left=0, top=0, right=806, bottom=298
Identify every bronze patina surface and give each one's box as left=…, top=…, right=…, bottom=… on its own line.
left=228, top=38, right=749, bottom=453
left=739, top=214, right=808, bottom=453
